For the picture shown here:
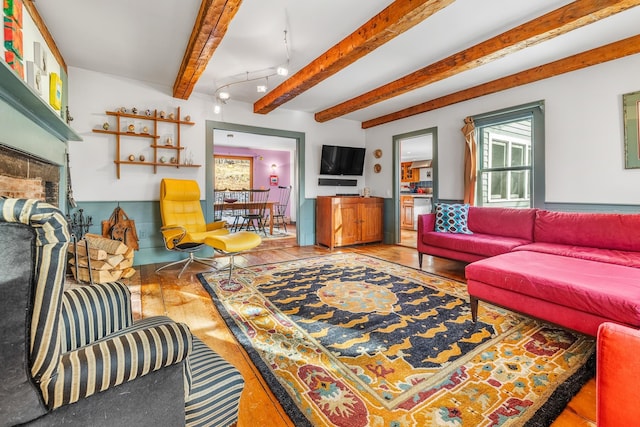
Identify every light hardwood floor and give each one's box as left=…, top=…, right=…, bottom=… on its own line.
left=126, top=234, right=595, bottom=427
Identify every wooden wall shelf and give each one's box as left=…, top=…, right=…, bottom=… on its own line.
left=93, top=106, right=197, bottom=178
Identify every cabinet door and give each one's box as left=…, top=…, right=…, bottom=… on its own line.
left=360, top=201, right=383, bottom=243
left=401, top=200, right=414, bottom=230
left=334, top=203, right=359, bottom=246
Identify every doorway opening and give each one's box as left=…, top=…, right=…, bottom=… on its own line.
left=206, top=121, right=307, bottom=247
left=393, top=127, right=437, bottom=248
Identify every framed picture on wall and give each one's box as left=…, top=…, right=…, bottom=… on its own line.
left=270, top=175, right=279, bottom=186
left=623, top=90, right=640, bottom=169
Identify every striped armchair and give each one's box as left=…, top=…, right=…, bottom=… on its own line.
left=0, top=199, right=243, bottom=427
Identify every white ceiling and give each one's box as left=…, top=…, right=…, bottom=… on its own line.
left=35, top=1, right=640, bottom=124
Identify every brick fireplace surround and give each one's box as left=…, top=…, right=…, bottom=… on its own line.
left=0, top=144, right=60, bottom=206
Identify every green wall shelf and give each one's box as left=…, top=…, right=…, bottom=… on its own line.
left=0, top=61, right=81, bottom=142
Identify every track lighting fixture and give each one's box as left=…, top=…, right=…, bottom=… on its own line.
left=212, top=29, right=291, bottom=113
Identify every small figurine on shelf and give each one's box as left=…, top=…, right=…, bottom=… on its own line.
left=66, top=106, right=74, bottom=124
left=128, top=154, right=135, bottom=161
left=139, top=155, right=145, bottom=162
left=142, top=126, right=149, bottom=134
left=120, top=107, right=127, bottom=113
left=102, top=122, right=110, bottom=130
left=170, top=157, right=177, bottom=164
left=184, top=115, right=191, bottom=122
left=159, top=156, right=167, bottom=163
left=159, top=111, right=166, bottom=119
left=132, top=107, right=138, bottom=114
left=145, top=109, right=152, bottom=116
left=127, top=124, right=135, bottom=132
left=168, top=112, right=175, bottom=120
left=165, top=137, right=173, bottom=146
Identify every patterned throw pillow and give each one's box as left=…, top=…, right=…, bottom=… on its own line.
left=434, top=203, right=472, bottom=234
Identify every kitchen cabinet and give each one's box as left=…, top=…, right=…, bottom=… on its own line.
left=316, top=196, right=383, bottom=249
left=401, top=162, right=418, bottom=183
left=401, top=195, right=414, bottom=230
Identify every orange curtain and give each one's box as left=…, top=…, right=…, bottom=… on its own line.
left=462, top=117, right=477, bottom=205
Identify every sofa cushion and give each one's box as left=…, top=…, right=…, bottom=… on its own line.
left=467, top=206, right=536, bottom=240
left=465, top=251, right=640, bottom=328
left=434, top=203, right=472, bottom=234
left=514, top=242, right=640, bottom=268
left=534, top=210, right=640, bottom=251
left=422, top=231, right=529, bottom=257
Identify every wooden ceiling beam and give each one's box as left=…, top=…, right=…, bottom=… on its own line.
left=316, top=0, right=640, bottom=123
left=362, top=35, right=640, bottom=128
left=172, top=0, right=242, bottom=100
left=253, top=0, right=453, bottom=115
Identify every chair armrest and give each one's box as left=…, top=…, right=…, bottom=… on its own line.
left=417, top=213, right=436, bottom=235
left=206, top=220, right=227, bottom=231
left=60, top=281, right=134, bottom=352
left=41, top=316, right=192, bottom=409
left=597, top=322, right=640, bottom=425
left=160, top=224, right=187, bottom=249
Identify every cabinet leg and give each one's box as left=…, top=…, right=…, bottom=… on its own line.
left=418, top=252, right=423, bottom=269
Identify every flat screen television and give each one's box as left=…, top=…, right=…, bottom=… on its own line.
left=320, top=144, right=366, bottom=176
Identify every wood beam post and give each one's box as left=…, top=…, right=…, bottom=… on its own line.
left=362, top=35, right=640, bottom=128
left=172, top=0, right=242, bottom=100
left=316, top=0, right=640, bottom=123
left=253, top=0, right=453, bottom=114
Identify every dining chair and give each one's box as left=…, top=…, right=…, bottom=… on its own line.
left=240, top=189, right=270, bottom=235
left=273, top=185, right=292, bottom=234
left=213, top=188, right=227, bottom=221
left=226, top=189, right=249, bottom=231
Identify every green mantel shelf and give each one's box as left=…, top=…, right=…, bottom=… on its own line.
left=0, top=61, right=82, bottom=142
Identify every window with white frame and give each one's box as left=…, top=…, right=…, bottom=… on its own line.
left=486, top=133, right=531, bottom=202
left=474, top=101, right=544, bottom=208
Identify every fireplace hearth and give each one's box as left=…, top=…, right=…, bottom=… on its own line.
left=0, top=144, right=61, bottom=207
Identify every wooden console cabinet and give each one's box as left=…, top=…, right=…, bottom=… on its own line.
left=316, top=196, right=383, bottom=249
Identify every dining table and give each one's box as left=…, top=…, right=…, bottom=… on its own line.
left=213, top=201, right=275, bottom=235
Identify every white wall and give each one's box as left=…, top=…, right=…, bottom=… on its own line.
left=69, top=54, right=640, bottom=206
left=67, top=67, right=365, bottom=201
left=364, top=54, right=640, bottom=205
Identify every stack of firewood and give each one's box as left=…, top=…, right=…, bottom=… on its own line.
left=68, top=233, right=136, bottom=283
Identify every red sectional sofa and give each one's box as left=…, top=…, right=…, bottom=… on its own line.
left=417, top=207, right=640, bottom=336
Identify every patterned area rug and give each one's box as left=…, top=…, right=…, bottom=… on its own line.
left=199, top=253, right=595, bottom=427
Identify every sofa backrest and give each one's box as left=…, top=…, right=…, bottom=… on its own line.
left=0, top=199, right=70, bottom=423
left=467, top=206, right=537, bottom=240
left=534, top=210, right=640, bottom=251
left=0, top=220, right=48, bottom=424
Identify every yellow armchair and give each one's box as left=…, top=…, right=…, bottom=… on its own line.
left=157, top=179, right=229, bottom=276
left=157, top=179, right=262, bottom=281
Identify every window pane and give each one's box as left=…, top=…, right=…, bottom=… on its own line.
left=491, top=142, right=506, bottom=168
left=511, top=145, right=525, bottom=166
left=510, top=170, right=529, bottom=199
left=214, top=156, right=252, bottom=189
left=488, top=171, right=507, bottom=200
